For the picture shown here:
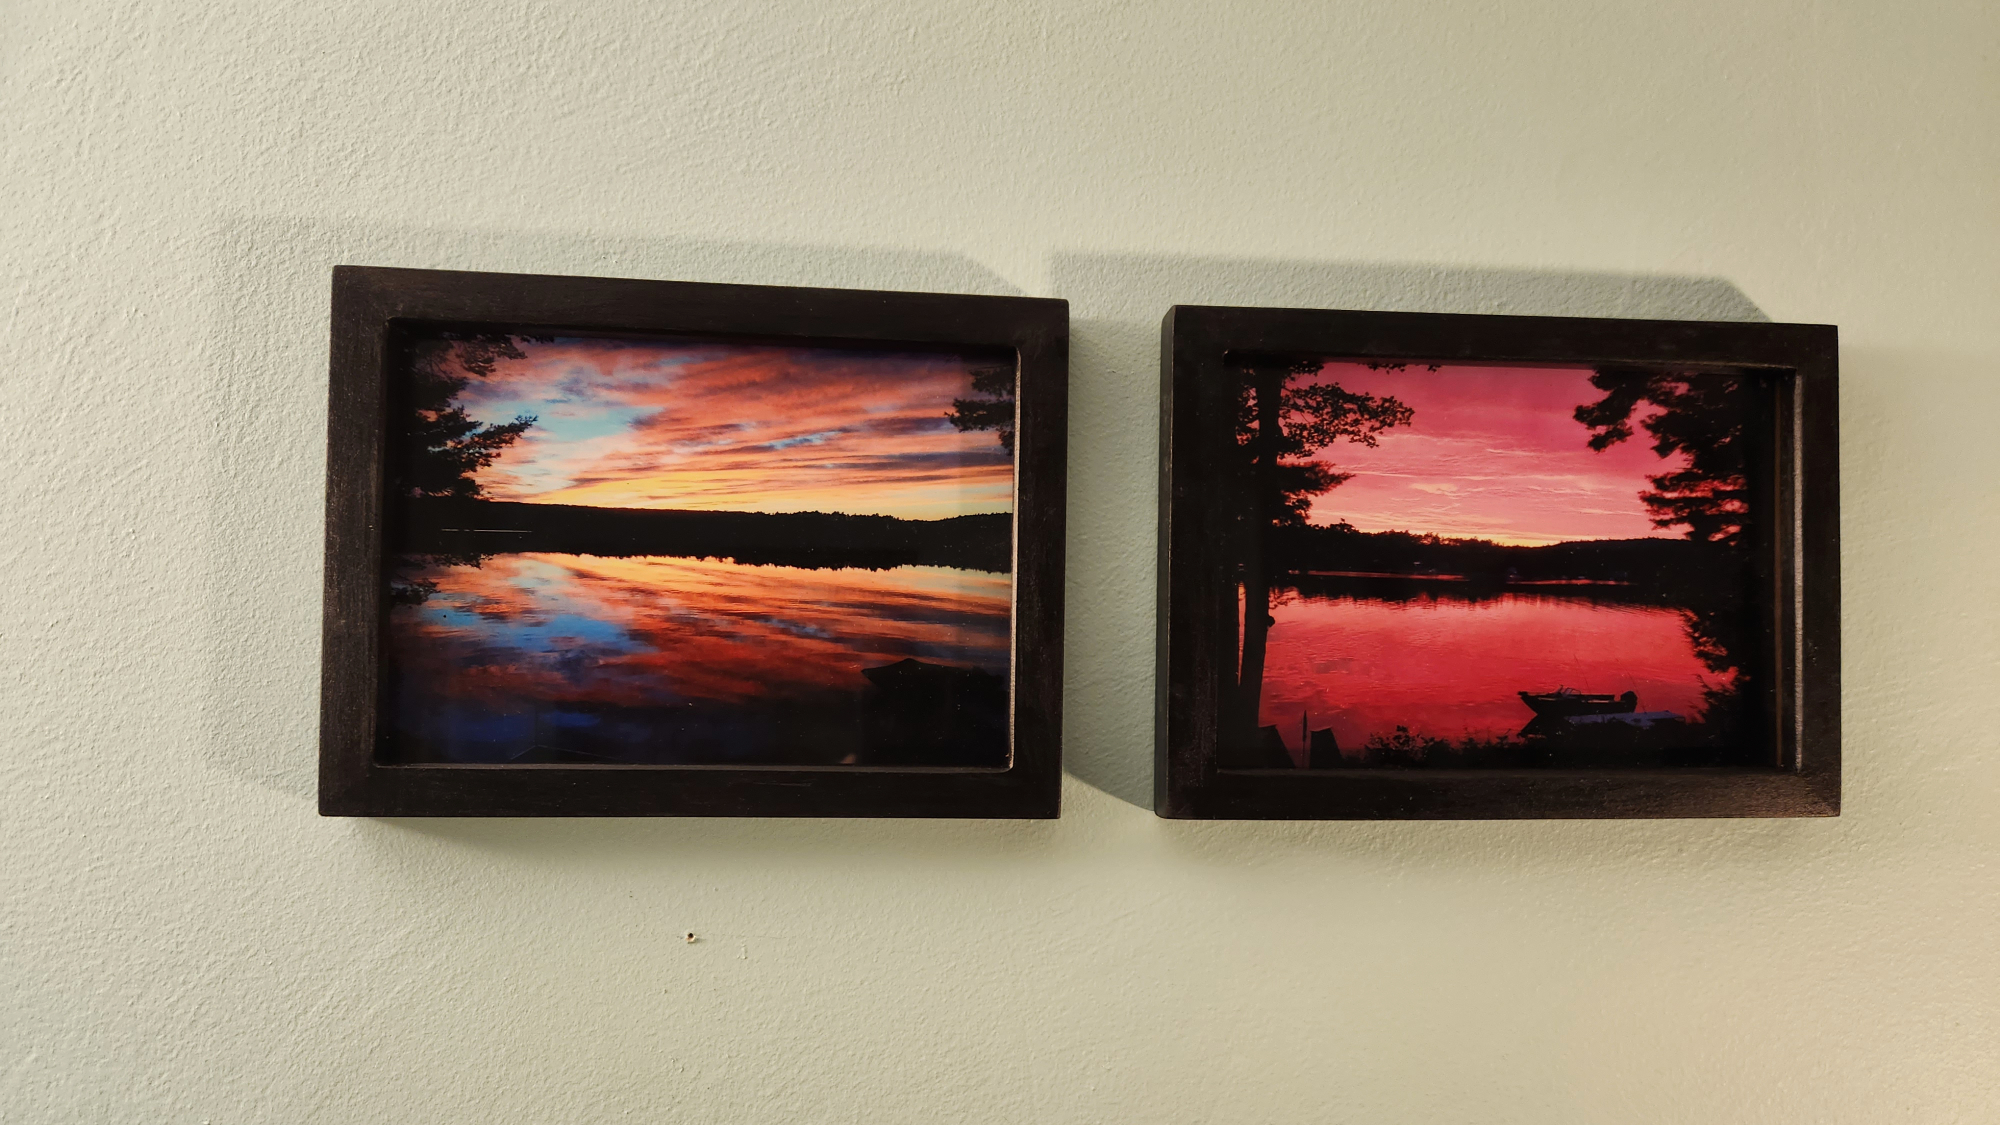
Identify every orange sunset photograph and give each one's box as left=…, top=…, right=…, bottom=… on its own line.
left=380, top=329, right=1019, bottom=766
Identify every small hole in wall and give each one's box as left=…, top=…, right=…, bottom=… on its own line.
left=685, top=932, right=698, bottom=943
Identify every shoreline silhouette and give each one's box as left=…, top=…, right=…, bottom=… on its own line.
left=393, top=496, right=1012, bottom=573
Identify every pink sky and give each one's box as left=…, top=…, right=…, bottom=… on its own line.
left=1298, top=362, right=1683, bottom=545
left=450, top=336, right=1014, bottom=520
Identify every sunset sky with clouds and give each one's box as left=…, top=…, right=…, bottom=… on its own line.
left=448, top=335, right=1014, bottom=520
left=1298, top=362, right=1686, bottom=545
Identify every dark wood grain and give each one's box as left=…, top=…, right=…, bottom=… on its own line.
left=321, top=266, right=1067, bottom=818
left=1156, top=305, right=1840, bottom=819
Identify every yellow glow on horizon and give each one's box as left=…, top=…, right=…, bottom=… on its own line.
left=527, top=469, right=1014, bottom=520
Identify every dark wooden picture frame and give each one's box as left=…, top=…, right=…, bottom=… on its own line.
left=1157, top=306, right=1838, bottom=819
left=321, top=266, right=1066, bottom=817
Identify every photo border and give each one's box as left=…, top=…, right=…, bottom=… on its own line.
left=321, top=266, right=1067, bottom=817
left=1157, top=306, right=1838, bottom=819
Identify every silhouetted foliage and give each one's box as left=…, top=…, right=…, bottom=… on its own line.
left=393, top=332, right=541, bottom=500
left=1363, top=726, right=1441, bottom=767
left=947, top=359, right=1016, bottom=453
left=1232, top=356, right=1416, bottom=530
left=386, top=548, right=489, bottom=607
left=1329, top=717, right=1740, bottom=769
left=1575, top=367, right=1755, bottom=546
left=386, top=331, right=543, bottom=604
left=1224, top=354, right=1413, bottom=761
left=1267, top=522, right=1741, bottom=593
left=400, top=498, right=1013, bottom=574
left=1676, top=597, right=1758, bottom=742
left=1574, top=366, right=1770, bottom=747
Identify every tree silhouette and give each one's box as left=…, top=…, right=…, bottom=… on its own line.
left=393, top=333, right=539, bottom=500
left=1229, top=355, right=1413, bottom=757
left=387, top=331, right=541, bottom=604
left=1576, top=367, right=1769, bottom=745
left=946, top=359, right=1016, bottom=453
left=1574, top=367, right=1755, bottom=546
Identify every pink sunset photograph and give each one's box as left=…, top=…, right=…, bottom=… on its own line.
left=1226, top=355, right=1768, bottom=770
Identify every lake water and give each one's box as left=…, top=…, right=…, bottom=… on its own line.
left=383, top=553, right=1011, bottom=765
left=1257, top=586, right=1716, bottom=762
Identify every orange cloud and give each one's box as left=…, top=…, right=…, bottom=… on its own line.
left=449, top=335, right=1014, bottom=519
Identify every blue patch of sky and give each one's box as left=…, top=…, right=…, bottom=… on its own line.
left=763, top=429, right=844, bottom=450
left=469, top=358, right=663, bottom=493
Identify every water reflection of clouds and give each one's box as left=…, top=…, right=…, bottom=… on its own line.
left=417, top=558, right=642, bottom=654
left=388, top=553, right=1011, bottom=714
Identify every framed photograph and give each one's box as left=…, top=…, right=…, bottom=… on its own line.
left=320, top=266, right=1066, bottom=817
left=1157, top=306, right=1837, bottom=819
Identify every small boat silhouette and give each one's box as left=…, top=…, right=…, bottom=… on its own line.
left=857, top=658, right=1009, bottom=767
left=1517, top=687, right=1638, bottom=718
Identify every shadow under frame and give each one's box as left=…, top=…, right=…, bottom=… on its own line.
left=1156, top=304, right=1839, bottom=819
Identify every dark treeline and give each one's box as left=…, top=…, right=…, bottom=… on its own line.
left=1268, top=522, right=1747, bottom=599
left=394, top=497, right=1012, bottom=574
left=1332, top=720, right=1747, bottom=770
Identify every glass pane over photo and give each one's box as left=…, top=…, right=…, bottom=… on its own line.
left=1221, top=357, right=1773, bottom=770
left=377, top=328, right=1017, bottom=767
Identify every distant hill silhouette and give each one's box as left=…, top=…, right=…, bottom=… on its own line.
left=394, top=497, right=1011, bottom=573
left=1266, top=522, right=1749, bottom=601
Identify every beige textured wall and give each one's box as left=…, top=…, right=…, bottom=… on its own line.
left=5, top=1, right=1996, bottom=1120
